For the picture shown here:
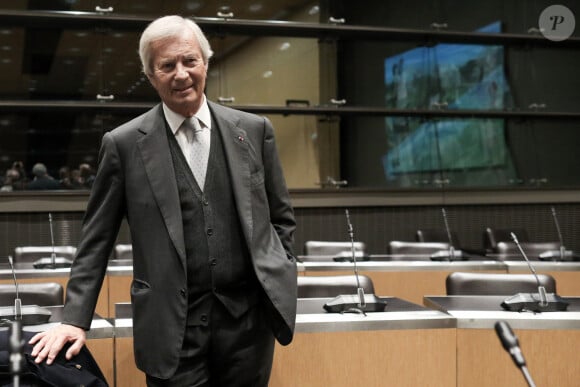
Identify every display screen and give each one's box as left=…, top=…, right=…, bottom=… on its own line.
left=383, top=21, right=514, bottom=179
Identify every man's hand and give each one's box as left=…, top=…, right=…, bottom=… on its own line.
left=28, top=323, right=86, bottom=365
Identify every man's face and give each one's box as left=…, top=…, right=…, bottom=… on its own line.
left=148, top=30, right=207, bottom=117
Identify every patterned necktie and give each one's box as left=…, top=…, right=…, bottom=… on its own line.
left=184, top=117, right=210, bottom=190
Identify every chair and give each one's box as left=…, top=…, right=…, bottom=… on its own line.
left=303, top=240, right=366, bottom=258
left=387, top=241, right=450, bottom=260
left=13, top=246, right=76, bottom=265
left=445, top=272, right=557, bottom=295
left=416, top=229, right=459, bottom=245
left=494, top=241, right=561, bottom=260
left=114, top=244, right=133, bottom=261
left=484, top=227, right=529, bottom=253
left=0, top=282, right=64, bottom=306
left=297, top=275, right=375, bottom=298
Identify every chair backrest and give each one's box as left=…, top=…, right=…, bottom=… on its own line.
left=484, top=227, right=529, bottom=253
left=114, top=244, right=133, bottom=260
left=388, top=241, right=450, bottom=259
left=446, top=272, right=557, bottom=295
left=416, top=229, right=459, bottom=245
left=13, top=246, right=77, bottom=264
left=303, top=241, right=366, bottom=257
left=0, top=282, right=64, bottom=306
left=297, top=275, right=375, bottom=298
left=494, top=241, right=560, bottom=260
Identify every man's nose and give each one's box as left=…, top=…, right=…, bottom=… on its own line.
left=175, top=63, right=189, bottom=79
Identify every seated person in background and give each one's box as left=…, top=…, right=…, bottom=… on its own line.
left=59, top=166, right=74, bottom=189
left=0, top=168, right=21, bottom=192
left=27, top=163, right=61, bottom=190
left=78, top=163, right=96, bottom=189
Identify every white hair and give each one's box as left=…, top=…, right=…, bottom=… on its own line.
left=139, top=15, right=214, bottom=76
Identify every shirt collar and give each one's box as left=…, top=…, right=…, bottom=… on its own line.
left=163, top=95, right=211, bottom=135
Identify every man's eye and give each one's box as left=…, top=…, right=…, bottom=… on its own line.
left=161, top=63, right=174, bottom=71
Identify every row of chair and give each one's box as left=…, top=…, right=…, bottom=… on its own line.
left=10, top=244, right=133, bottom=265
left=297, top=272, right=557, bottom=298
left=303, top=224, right=565, bottom=260
left=415, top=227, right=531, bottom=254
left=0, top=271, right=553, bottom=308
left=303, top=227, right=531, bottom=256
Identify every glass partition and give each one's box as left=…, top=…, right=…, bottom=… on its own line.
left=1, top=1, right=579, bottom=192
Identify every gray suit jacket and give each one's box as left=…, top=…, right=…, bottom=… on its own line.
left=62, top=101, right=297, bottom=378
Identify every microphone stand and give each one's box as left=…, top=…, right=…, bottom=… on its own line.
left=323, top=210, right=387, bottom=314
left=346, top=209, right=366, bottom=312
left=441, top=208, right=456, bottom=261
left=8, top=256, right=23, bottom=387
left=511, top=233, right=548, bottom=308
left=33, top=213, right=73, bottom=269
left=551, top=206, right=567, bottom=261
left=500, top=233, right=568, bottom=312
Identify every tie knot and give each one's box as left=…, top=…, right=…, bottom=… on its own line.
left=183, top=117, right=202, bottom=133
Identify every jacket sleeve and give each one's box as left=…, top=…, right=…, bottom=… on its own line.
left=261, top=117, right=296, bottom=258
left=63, top=132, right=126, bottom=329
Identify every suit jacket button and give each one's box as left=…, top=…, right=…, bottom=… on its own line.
left=180, top=289, right=186, bottom=297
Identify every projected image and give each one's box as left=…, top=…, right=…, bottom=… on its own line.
left=383, top=21, right=515, bottom=183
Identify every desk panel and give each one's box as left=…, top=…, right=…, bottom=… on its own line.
left=270, top=329, right=456, bottom=387
left=425, top=296, right=580, bottom=387
left=107, top=271, right=133, bottom=318
left=457, top=328, right=580, bottom=387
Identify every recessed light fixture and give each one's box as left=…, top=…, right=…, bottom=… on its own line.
left=309, top=6, right=320, bottom=15
left=186, top=1, right=203, bottom=12
left=249, top=3, right=263, bottom=12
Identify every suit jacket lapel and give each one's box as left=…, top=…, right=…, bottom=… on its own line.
left=210, top=102, right=253, bottom=243
left=136, top=105, right=187, bottom=268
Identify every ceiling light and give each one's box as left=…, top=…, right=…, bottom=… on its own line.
left=249, top=3, right=263, bottom=12
left=186, top=1, right=203, bottom=12
left=309, top=6, right=320, bottom=15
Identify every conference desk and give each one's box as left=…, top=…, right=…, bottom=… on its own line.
left=10, top=306, right=115, bottom=386
left=424, top=295, right=580, bottom=387
left=299, top=260, right=506, bottom=304
left=115, top=298, right=457, bottom=387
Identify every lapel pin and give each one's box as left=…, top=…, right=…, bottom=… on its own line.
left=238, top=135, right=244, bottom=142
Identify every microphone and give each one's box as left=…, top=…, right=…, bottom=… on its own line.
left=323, top=210, right=387, bottom=313
left=430, top=208, right=464, bottom=261
left=0, top=256, right=51, bottom=325
left=33, top=213, right=73, bottom=269
left=500, top=233, right=568, bottom=312
left=494, top=321, right=537, bottom=387
left=538, top=206, right=574, bottom=261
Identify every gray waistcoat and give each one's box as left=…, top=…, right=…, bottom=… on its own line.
left=166, top=118, right=259, bottom=324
